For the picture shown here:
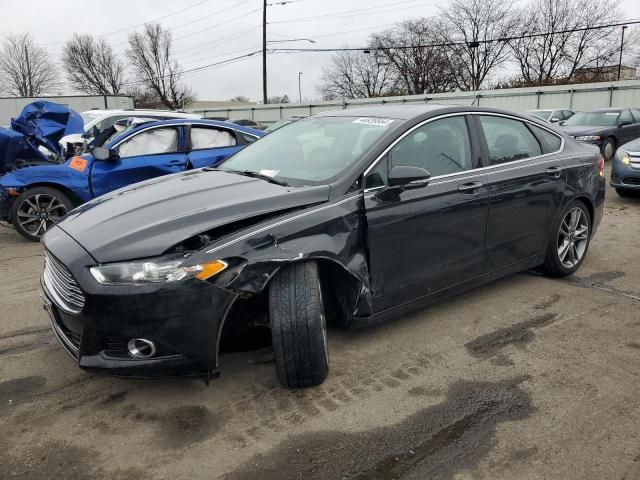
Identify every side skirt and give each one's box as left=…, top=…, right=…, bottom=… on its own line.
left=350, top=255, right=544, bottom=329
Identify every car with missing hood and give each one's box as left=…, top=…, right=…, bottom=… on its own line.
left=610, top=137, right=640, bottom=197
left=40, top=105, right=604, bottom=388
left=559, top=107, right=640, bottom=161
left=0, top=119, right=263, bottom=241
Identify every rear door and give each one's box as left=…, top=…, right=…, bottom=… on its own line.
left=475, top=114, right=566, bottom=272
left=90, top=125, right=186, bottom=197
left=364, top=114, right=488, bottom=312
left=186, top=125, right=244, bottom=169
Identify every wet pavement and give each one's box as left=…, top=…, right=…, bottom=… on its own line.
left=1, top=164, right=639, bottom=479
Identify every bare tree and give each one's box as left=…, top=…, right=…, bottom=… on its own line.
left=127, top=23, right=194, bottom=109
left=509, top=0, right=626, bottom=85
left=229, top=95, right=251, bottom=102
left=371, top=19, right=458, bottom=95
left=439, top=0, right=519, bottom=91
left=0, top=33, right=58, bottom=96
left=62, top=34, right=125, bottom=95
left=319, top=49, right=396, bottom=100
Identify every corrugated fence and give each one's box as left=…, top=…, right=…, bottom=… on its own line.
left=191, top=80, right=640, bottom=124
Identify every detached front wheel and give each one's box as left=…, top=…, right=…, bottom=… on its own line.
left=10, top=187, right=73, bottom=242
left=269, top=261, right=329, bottom=388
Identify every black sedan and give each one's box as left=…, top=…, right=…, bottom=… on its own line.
left=560, top=108, right=640, bottom=161
left=41, top=105, right=605, bottom=388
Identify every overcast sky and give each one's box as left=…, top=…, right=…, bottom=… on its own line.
left=4, top=0, right=640, bottom=102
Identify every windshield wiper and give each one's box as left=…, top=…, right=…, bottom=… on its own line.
left=220, top=168, right=289, bottom=187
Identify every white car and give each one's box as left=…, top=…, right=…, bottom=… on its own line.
left=61, top=109, right=201, bottom=153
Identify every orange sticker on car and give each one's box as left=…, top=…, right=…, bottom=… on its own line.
left=69, top=157, right=87, bottom=172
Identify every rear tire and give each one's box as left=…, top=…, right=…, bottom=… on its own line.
left=10, top=187, right=74, bottom=242
left=269, top=261, right=329, bottom=388
left=541, top=200, right=591, bottom=277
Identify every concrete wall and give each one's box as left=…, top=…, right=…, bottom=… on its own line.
left=0, top=95, right=134, bottom=125
left=194, top=80, right=640, bottom=125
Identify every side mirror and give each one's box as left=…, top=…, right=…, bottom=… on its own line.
left=550, top=117, right=560, bottom=123
left=376, top=166, right=430, bottom=201
left=619, top=121, right=632, bottom=128
left=92, top=146, right=119, bottom=161
left=388, top=165, right=431, bottom=188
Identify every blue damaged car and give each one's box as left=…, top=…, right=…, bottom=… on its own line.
left=0, top=119, right=263, bottom=241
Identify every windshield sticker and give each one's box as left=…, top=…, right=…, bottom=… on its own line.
left=259, top=169, right=280, bottom=177
left=352, top=117, right=395, bottom=126
left=69, top=157, right=87, bottom=172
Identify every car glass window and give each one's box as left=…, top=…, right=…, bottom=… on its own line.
left=564, top=110, right=575, bottom=119
left=191, top=127, right=237, bottom=149
left=619, top=110, right=633, bottom=124
left=364, top=156, right=388, bottom=189
left=478, top=116, right=542, bottom=165
left=563, top=111, right=619, bottom=126
left=551, top=111, right=562, bottom=120
left=388, top=116, right=472, bottom=177
left=529, top=125, right=562, bottom=153
left=238, top=132, right=258, bottom=144
left=118, top=127, right=179, bottom=158
left=631, top=109, right=640, bottom=122
left=97, top=115, right=129, bottom=134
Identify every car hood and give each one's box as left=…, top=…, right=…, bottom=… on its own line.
left=620, top=137, right=640, bottom=153
left=56, top=169, right=331, bottom=263
left=560, top=126, right=608, bottom=137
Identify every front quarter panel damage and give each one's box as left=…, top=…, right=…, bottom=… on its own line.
left=188, top=194, right=373, bottom=323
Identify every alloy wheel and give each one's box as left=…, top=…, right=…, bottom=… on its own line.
left=557, top=207, right=589, bottom=269
left=16, top=193, right=68, bottom=237
left=604, top=141, right=614, bottom=161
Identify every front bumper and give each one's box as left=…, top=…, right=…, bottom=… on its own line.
left=610, top=163, right=640, bottom=189
left=41, top=227, right=238, bottom=378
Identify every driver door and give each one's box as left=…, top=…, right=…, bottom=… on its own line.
left=90, top=126, right=187, bottom=197
left=364, top=115, right=488, bottom=312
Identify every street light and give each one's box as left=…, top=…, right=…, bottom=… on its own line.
left=298, top=72, right=303, bottom=103
left=617, top=25, right=628, bottom=81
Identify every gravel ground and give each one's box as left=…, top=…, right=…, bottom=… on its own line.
left=1, top=163, right=639, bottom=480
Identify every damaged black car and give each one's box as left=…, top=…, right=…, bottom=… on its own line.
left=41, top=105, right=604, bottom=388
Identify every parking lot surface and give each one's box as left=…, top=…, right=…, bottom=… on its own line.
left=1, top=164, right=639, bottom=480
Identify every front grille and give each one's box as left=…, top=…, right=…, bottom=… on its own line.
left=43, top=251, right=85, bottom=314
left=623, top=177, right=640, bottom=186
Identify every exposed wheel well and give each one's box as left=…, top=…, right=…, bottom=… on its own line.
left=218, top=258, right=361, bottom=354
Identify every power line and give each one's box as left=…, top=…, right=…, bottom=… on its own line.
left=269, top=18, right=640, bottom=52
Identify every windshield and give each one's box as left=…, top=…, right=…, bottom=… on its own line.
left=528, top=110, right=551, bottom=119
left=219, top=116, right=400, bottom=186
left=564, top=111, right=620, bottom=127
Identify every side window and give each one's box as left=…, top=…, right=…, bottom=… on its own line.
left=564, top=110, right=575, bottom=120
left=238, top=132, right=258, bottom=144
left=118, top=127, right=179, bottom=158
left=364, top=156, right=388, bottom=189
left=478, top=116, right=542, bottom=165
left=191, top=127, right=237, bottom=149
left=388, top=116, right=472, bottom=177
left=619, top=110, right=633, bottom=124
left=631, top=109, right=640, bottom=123
left=529, top=125, right=562, bottom=154
left=551, top=110, right=562, bottom=121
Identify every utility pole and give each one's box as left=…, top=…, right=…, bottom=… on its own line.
left=262, top=0, right=268, bottom=104
left=617, top=25, right=628, bottom=81
left=24, top=43, right=32, bottom=97
left=298, top=72, right=303, bottom=102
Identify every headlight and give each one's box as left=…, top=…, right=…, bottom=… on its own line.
left=575, top=135, right=601, bottom=141
left=619, top=151, right=631, bottom=165
left=89, top=256, right=227, bottom=285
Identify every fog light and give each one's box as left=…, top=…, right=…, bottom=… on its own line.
left=127, top=338, right=156, bottom=358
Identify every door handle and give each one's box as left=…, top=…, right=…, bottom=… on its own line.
left=545, top=166, right=562, bottom=178
left=168, top=159, right=183, bottom=165
left=457, top=181, right=483, bottom=193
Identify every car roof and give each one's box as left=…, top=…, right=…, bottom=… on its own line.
left=585, top=108, right=625, bottom=113
left=106, top=118, right=264, bottom=146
